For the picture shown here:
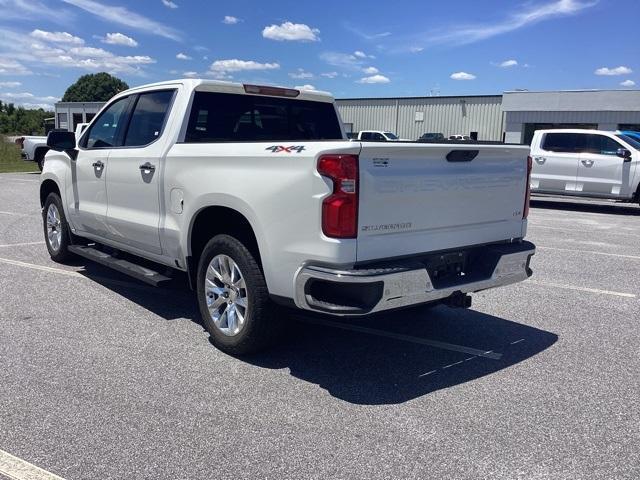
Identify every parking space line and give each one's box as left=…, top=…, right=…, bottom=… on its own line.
left=0, top=241, right=45, bottom=248
left=528, top=280, right=636, bottom=298
left=0, top=448, right=66, bottom=480
left=0, top=211, right=38, bottom=217
left=537, top=245, right=640, bottom=260
left=529, top=225, right=637, bottom=237
left=0, top=257, right=83, bottom=277
left=297, top=317, right=502, bottom=360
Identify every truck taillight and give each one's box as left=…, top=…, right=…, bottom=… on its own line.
left=523, top=155, right=532, bottom=219
left=15, top=137, right=24, bottom=149
left=317, top=154, right=359, bottom=238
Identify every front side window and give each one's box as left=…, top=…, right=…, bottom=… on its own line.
left=84, top=96, right=131, bottom=148
left=184, top=91, right=342, bottom=142
left=123, top=90, right=175, bottom=147
left=583, top=134, right=623, bottom=156
left=384, top=132, right=398, bottom=140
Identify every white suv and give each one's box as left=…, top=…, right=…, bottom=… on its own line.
left=530, top=129, right=640, bottom=204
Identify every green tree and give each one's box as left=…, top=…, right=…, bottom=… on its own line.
left=62, top=72, right=129, bottom=102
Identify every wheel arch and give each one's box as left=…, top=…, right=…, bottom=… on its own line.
left=40, top=178, right=61, bottom=207
left=187, top=205, right=265, bottom=287
left=34, top=146, right=49, bottom=162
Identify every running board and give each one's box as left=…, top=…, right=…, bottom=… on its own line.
left=68, top=245, right=172, bottom=287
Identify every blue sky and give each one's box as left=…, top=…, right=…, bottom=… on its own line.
left=0, top=0, right=638, bottom=110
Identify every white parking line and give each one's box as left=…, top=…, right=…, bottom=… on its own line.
left=0, top=241, right=45, bottom=248
left=528, top=280, right=636, bottom=298
left=529, top=225, right=638, bottom=237
left=0, top=211, right=38, bottom=217
left=297, top=317, right=502, bottom=360
left=537, top=245, right=640, bottom=260
left=0, top=257, right=83, bottom=277
left=0, top=448, right=66, bottom=480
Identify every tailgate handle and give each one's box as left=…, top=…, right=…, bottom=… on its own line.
left=446, top=150, right=478, bottom=162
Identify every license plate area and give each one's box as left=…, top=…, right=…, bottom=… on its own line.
left=423, top=251, right=469, bottom=288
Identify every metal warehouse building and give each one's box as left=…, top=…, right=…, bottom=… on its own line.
left=336, top=89, right=640, bottom=144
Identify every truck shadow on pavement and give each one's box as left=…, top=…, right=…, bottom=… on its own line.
left=79, top=264, right=558, bottom=405
left=531, top=198, right=640, bottom=216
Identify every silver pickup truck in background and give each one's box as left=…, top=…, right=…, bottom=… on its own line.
left=40, top=79, right=535, bottom=354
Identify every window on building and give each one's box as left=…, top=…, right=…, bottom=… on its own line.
left=618, top=124, right=640, bottom=132
left=57, top=113, right=68, bottom=129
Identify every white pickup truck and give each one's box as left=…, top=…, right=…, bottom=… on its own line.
left=41, top=79, right=535, bottom=354
left=18, top=123, right=89, bottom=171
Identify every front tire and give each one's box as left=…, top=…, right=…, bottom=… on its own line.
left=42, top=193, right=72, bottom=263
left=196, top=234, right=283, bottom=355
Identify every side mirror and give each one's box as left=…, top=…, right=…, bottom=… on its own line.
left=47, top=131, right=77, bottom=160
left=617, top=148, right=632, bottom=162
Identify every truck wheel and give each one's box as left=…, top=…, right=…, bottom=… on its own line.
left=197, top=234, right=283, bottom=355
left=42, top=193, right=73, bottom=263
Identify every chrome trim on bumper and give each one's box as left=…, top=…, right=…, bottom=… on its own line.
left=294, top=245, right=535, bottom=316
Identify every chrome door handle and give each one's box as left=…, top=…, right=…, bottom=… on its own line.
left=581, top=159, right=594, bottom=167
left=139, top=163, right=155, bottom=172
left=92, top=161, right=104, bottom=169
left=534, top=156, right=546, bottom=164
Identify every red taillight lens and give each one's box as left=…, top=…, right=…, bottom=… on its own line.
left=318, top=154, right=359, bottom=238
left=523, top=155, right=532, bottom=219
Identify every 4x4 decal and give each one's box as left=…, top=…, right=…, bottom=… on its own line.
left=265, top=145, right=306, bottom=153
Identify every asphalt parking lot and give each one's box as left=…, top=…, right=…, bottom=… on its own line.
left=1, top=172, right=639, bottom=480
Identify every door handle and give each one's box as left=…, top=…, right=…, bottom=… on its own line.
left=92, top=161, right=104, bottom=170
left=139, top=162, right=155, bottom=172
left=581, top=159, right=594, bottom=167
left=534, top=156, right=546, bottom=164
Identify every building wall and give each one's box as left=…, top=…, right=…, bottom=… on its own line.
left=503, top=110, right=640, bottom=144
left=337, top=96, right=504, bottom=141
left=54, top=102, right=105, bottom=132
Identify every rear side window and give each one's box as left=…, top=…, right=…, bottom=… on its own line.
left=583, top=134, right=623, bottom=156
left=124, top=90, right=174, bottom=147
left=184, top=92, right=342, bottom=142
left=541, top=133, right=585, bottom=153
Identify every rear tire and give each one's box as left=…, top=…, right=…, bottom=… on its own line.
left=42, top=192, right=73, bottom=263
left=196, top=234, right=284, bottom=355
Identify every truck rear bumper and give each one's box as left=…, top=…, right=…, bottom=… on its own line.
left=294, top=241, right=535, bottom=316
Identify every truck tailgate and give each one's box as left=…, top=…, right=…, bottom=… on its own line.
left=357, top=143, right=529, bottom=262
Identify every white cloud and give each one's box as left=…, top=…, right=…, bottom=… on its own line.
left=0, top=90, right=60, bottom=109
left=294, top=84, right=316, bottom=90
left=0, top=58, right=32, bottom=75
left=30, top=29, right=84, bottom=45
left=161, top=0, right=177, bottom=8
left=426, top=0, right=596, bottom=46
left=0, top=81, right=21, bottom=87
left=595, top=66, right=632, bottom=76
left=450, top=71, right=476, bottom=80
left=102, top=32, right=138, bottom=47
left=499, top=59, right=518, bottom=68
left=353, top=51, right=366, bottom=58
left=357, top=74, right=390, bottom=84
left=320, top=52, right=362, bottom=69
left=409, top=46, right=424, bottom=53
left=344, top=24, right=391, bottom=40
left=262, top=22, right=320, bottom=42
left=176, top=52, right=192, bottom=60
left=209, top=59, right=280, bottom=78
left=362, top=66, right=379, bottom=75
left=0, top=0, right=75, bottom=23
left=0, top=28, right=155, bottom=75
left=61, top=0, right=181, bottom=41
left=620, top=79, right=636, bottom=87
left=289, top=68, right=313, bottom=79
left=223, top=16, right=240, bottom=25
left=183, top=71, right=198, bottom=78
left=321, top=71, right=338, bottom=78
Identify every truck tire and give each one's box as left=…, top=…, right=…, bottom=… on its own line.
left=35, top=148, right=47, bottom=172
left=196, top=234, right=284, bottom=355
left=42, top=192, right=73, bottom=263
